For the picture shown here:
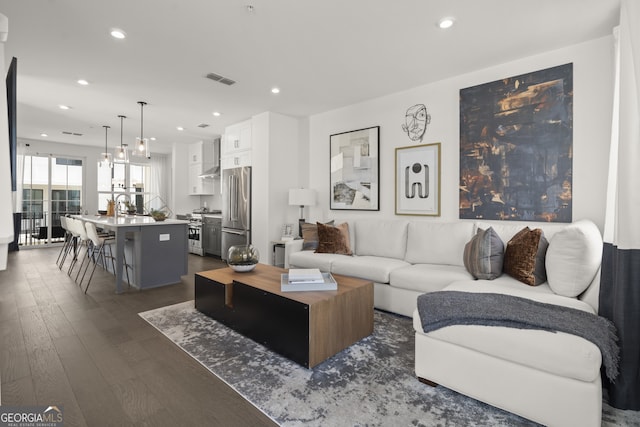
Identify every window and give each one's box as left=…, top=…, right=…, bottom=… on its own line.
left=98, top=161, right=150, bottom=214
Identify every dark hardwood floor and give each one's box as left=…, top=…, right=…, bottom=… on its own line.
left=0, top=246, right=277, bottom=427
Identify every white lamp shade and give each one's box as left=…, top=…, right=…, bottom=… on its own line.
left=289, top=188, right=316, bottom=206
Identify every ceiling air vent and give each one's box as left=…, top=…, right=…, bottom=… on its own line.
left=62, top=131, right=83, bottom=136
left=206, top=72, right=236, bottom=86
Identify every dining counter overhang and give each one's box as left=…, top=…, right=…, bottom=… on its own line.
left=73, top=215, right=189, bottom=293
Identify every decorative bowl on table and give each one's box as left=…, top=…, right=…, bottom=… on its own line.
left=150, top=210, right=168, bottom=221
left=97, top=210, right=107, bottom=215
left=227, top=244, right=260, bottom=272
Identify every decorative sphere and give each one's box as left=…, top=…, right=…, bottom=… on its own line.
left=227, top=244, right=259, bottom=272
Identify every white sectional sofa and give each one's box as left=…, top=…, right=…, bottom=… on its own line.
left=286, top=219, right=477, bottom=317
left=285, top=218, right=606, bottom=427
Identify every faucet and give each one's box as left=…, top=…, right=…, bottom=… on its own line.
left=114, top=193, right=129, bottom=220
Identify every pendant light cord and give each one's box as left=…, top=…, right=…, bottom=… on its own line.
left=118, top=115, right=126, bottom=149
left=138, top=101, right=147, bottom=142
left=103, top=125, right=109, bottom=153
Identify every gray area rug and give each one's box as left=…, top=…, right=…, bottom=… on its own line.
left=139, top=301, right=640, bottom=427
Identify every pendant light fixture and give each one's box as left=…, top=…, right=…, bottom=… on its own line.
left=98, top=125, right=113, bottom=168
left=114, top=115, right=129, bottom=163
left=132, top=101, right=150, bottom=159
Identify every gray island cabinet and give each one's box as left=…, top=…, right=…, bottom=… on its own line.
left=75, top=215, right=188, bottom=293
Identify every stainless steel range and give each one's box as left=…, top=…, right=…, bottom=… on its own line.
left=188, top=214, right=204, bottom=256
left=188, top=210, right=222, bottom=256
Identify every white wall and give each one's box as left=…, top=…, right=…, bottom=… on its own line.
left=251, top=111, right=301, bottom=262
left=307, top=36, right=615, bottom=231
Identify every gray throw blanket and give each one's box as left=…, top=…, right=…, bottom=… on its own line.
left=417, top=291, right=619, bottom=381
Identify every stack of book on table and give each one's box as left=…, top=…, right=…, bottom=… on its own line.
left=281, top=268, right=337, bottom=292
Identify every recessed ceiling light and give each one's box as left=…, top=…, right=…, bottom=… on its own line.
left=437, top=17, right=455, bottom=29
left=110, top=28, right=127, bottom=39
left=271, top=87, right=280, bottom=94
left=59, top=105, right=71, bottom=110
left=150, top=137, right=156, bottom=141
left=212, top=111, right=221, bottom=117
left=77, top=79, right=89, bottom=86
left=176, top=126, right=184, bottom=131
left=40, top=133, right=48, bottom=137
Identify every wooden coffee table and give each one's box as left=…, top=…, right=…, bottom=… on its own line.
left=195, top=264, right=374, bottom=368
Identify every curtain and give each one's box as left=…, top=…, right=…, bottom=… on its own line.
left=15, top=140, right=24, bottom=212
left=599, top=0, right=640, bottom=410
left=149, top=153, right=171, bottom=213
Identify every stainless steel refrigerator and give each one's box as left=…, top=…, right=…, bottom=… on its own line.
left=221, top=166, right=251, bottom=261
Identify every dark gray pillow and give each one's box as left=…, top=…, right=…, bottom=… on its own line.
left=534, top=231, right=549, bottom=285
left=463, top=227, right=504, bottom=280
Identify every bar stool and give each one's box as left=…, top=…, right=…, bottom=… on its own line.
left=80, top=221, right=130, bottom=293
left=65, top=218, right=86, bottom=277
left=56, top=216, right=74, bottom=269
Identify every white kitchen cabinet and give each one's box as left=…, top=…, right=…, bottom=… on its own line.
left=189, top=140, right=214, bottom=164
left=188, top=141, right=215, bottom=195
left=220, top=150, right=251, bottom=169
left=221, top=120, right=252, bottom=169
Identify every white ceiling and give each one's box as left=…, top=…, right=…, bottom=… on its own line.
left=0, top=0, right=620, bottom=154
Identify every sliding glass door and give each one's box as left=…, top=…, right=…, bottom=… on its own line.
left=20, top=155, right=83, bottom=247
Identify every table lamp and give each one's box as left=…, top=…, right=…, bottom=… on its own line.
left=289, top=188, right=316, bottom=236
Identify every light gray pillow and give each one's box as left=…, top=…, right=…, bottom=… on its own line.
left=463, top=227, right=504, bottom=280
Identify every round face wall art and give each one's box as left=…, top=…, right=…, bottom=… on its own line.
left=402, top=104, right=431, bottom=142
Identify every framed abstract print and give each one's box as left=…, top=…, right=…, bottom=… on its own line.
left=330, top=126, right=380, bottom=211
left=395, top=142, right=441, bottom=216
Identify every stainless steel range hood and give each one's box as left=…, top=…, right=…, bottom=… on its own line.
left=198, top=138, right=221, bottom=178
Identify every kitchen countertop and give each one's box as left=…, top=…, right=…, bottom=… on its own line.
left=76, top=214, right=189, bottom=227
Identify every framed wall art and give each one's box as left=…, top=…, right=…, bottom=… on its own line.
left=459, top=63, right=573, bottom=222
left=395, top=142, right=440, bottom=216
left=330, top=126, right=379, bottom=211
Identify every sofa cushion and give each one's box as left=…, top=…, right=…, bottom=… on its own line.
left=331, top=256, right=410, bottom=284
left=413, top=310, right=602, bottom=382
left=354, top=220, right=408, bottom=259
left=288, top=251, right=343, bottom=271
left=443, top=276, right=595, bottom=313
left=503, top=227, right=548, bottom=286
left=405, top=221, right=474, bottom=266
left=463, top=227, right=504, bottom=280
left=390, top=264, right=473, bottom=293
left=546, top=220, right=603, bottom=297
left=316, top=222, right=353, bottom=255
left=300, top=220, right=334, bottom=250
left=412, top=277, right=602, bottom=382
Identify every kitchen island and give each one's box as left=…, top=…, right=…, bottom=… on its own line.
left=74, top=215, right=189, bottom=293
